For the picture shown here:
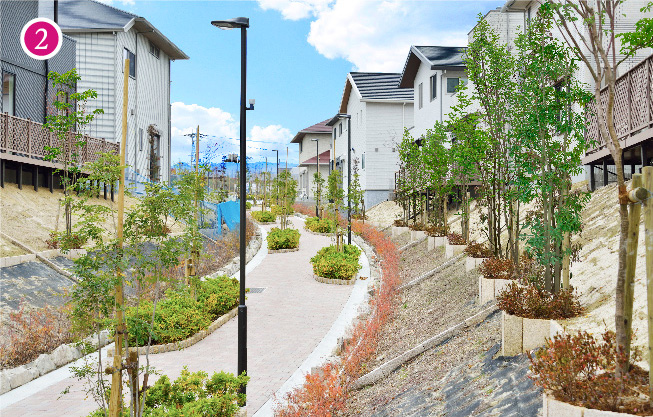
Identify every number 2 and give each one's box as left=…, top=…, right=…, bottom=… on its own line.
left=34, top=28, right=48, bottom=50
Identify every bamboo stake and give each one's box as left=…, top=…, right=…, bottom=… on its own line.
left=109, top=58, right=130, bottom=417
left=625, top=174, right=642, bottom=360
left=643, top=167, right=653, bottom=407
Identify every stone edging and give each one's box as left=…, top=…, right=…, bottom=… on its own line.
left=542, top=393, right=651, bottom=416
left=0, top=330, right=111, bottom=394
left=314, top=275, right=356, bottom=285
left=107, top=307, right=239, bottom=357
left=465, top=257, right=488, bottom=272
left=268, top=246, right=300, bottom=254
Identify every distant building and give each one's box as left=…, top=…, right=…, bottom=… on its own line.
left=330, top=72, right=413, bottom=208
left=398, top=46, right=466, bottom=140
left=291, top=119, right=331, bottom=201
left=47, top=0, right=189, bottom=184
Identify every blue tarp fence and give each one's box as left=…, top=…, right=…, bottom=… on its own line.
left=125, top=169, right=241, bottom=239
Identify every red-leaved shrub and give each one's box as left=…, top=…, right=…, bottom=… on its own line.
left=275, top=204, right=401, bottom=416
left=447, top=232, right=466, bottom=245
left=528, top=330, right=650, bottom=414
left=0, top=303, right=74, bottom=368
left=464, top=242, right=492, bottom=258
left=478, top=257, right=515, bottom=279
left=497, top=282, right=583, bottom=319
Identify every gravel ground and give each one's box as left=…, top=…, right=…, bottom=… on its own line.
left=399, top=240, right=448, bottom=284
left=366, top=201, right=403, bottom=228
left=391, top=231, right=411, bottom=248
left=345, top=313, right=503, bottom=417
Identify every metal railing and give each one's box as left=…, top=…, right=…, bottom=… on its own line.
left=0, top=112, right=119, bottom=165
left=585, top=53, right=653, bottom=156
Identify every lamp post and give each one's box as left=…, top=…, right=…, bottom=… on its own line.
left=326, top=113, right=352, bottom=244
left=273, top=149, right=279, bottom=205
left=311, top=138, right=319, bottom=216
left=211, top=16, right=253, bottom=400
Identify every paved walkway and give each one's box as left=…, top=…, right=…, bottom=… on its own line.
left=0, top=216, right=361, bottom=416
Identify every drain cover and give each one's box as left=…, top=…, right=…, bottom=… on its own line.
left=248, top=287, right=266, bottom=293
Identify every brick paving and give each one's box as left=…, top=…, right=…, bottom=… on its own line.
left=1, top=216, right=355, bottom=416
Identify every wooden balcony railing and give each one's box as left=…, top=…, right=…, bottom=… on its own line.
left=585, top=53, right=653, bottom=160
left=0, top=112, right=119, bottom=166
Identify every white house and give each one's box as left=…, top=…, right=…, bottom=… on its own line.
left=398, top=46, right=467, bottom=140
left=42, top=0, right=189, bottom=184
left=291, top=119, right=331, bottom=201
left=330, top=72, right=414, bottom=208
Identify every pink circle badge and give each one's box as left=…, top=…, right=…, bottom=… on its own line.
left=20, top=18, right=63, bottom=60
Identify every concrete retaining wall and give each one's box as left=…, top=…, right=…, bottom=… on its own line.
left=479, top=276, right=513, bottom=304
left=410, top=230, right=426, bottom=242
left=445, top=244, right=466, bottom=259
left=427, top=236, right=446, bottom=251
left=542, top=393, right=651, bottom=416
left=465, top=257, right=488, bottom=272
left=391, top=226, right=409, bottom=237
left=501, top=311, right=563, bottom=356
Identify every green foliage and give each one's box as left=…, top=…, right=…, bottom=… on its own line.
left=143, top=367, right=248, bottom=417
left=348, top=157, right=364, bottom=215
left=617, top=2, right=653, bottom=57
left=310, top=244, right=362, bottom=280
left=251, top=210, right=276, bottom=223
left=267, top=227, right=300, bottom=250
left=245, top=201, right=252, bottom=210
left=313, top=171, right=325, bottom=216
left=270, top=204, right=293, bottom=216
left=305, top=217, right=336, bottom=234
left=126, top=276, right=239, bottom=346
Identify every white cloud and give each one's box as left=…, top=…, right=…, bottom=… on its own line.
left=170, top=102, right=297, bottom=166
left=96, top=0, right=136, bottom=6
left=258, top=0, right=473, bottom=72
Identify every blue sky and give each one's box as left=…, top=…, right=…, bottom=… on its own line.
left=105, top=0, right=504, bottom=166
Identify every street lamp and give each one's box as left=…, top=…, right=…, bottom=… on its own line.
left=311, top=138, right=320, bottom=216
left=211, top=16, right=252, bottom=400
left=326, top=113, right=352, bottom=244
left=273, top=149, right=279, bottom=205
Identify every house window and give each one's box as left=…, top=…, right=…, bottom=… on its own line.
left=299, top=142, right=303, bottom=153
left=123, top=48, right=136, bottom=78
left=339, top=123, right=342, bottom=136
left=139, top=128, right=143, bottom=151
left=2, top=72, right=15, bottom=116
left=362, top=153, right=365, bottom=169
left=149, top=41, right=160, bottom=59
left=527, top=7, right=531, bottom=25
left=418, top=82, right=423, bottom=109
left=430, top=74, right=437, bottom=100
left=447, top=78, right=466, bottom=93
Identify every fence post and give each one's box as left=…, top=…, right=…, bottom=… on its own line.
left=642, top=166, right=653, bottom=407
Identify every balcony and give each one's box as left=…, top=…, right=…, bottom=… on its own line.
left=0, top=112, right=119, bottom=168
left=584, top=52, right=653, bottom=166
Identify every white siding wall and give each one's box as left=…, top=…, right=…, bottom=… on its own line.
left=365, top=102, right=413, bottom=193
left=413, top=63, right=467, bottom=139
left=298, top=132, right=330, bottom=199
left=115, top=30, right=171, bottom=184
left=68, top=32, right=116, bottom=142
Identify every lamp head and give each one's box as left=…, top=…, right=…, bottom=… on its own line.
left=211, top=17, right=250, bottom=30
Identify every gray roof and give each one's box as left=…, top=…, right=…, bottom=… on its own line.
left=413, top=46, right=466, bottom=67
left=45, top=0, right=188, bottom=60
left=49, top=0, right=136, bottom=31
left=399, top=45, right=466, bottom=88
left=350, top=72, right=413, bottom=100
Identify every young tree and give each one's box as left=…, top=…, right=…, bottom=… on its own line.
left=44, top=69, right=104, bottom=237
left=460, top=17, right=521, bottom=261
left=511, top=13, right=592, bottom=294
left=313, top=170, right=325, bottom=218
left=544, top=0, right=653, bottom=376
left=327, top=169, right=345, bottom=251
left=348, top=157, right=365, bottom=220
left=420, top=122, right=453, bottom=232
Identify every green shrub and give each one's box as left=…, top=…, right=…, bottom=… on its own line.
left=245, top=201, right=252, bottom=210
left=267, top=227, right=300, bottom=250
left=251, top=210, right=276, bottom=223
left=125, top=276, right=239, bottom=347
left=143, top=367, right=248, bottom=417
left=271, top=204, right=293, bottom=216
left=310, top=244, right=362, bottom=280
left=305, top=217, right=336, bottom=233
